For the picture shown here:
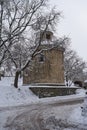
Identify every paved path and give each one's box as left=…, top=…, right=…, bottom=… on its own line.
left=0, top=97, right=86, bottom=130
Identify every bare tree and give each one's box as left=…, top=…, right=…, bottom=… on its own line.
left=64, top=40, right=86, bottom=86
left=13, top=10, right=62, bottom=88
left=0, top=0, right=63, bottom=87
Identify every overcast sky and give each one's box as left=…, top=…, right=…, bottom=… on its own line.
left=50, top=0, right=87, bottom=61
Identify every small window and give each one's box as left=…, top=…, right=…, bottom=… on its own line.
left=46, top=34, right=51, bottom=40
left=39, top=54, right=45, bottom=62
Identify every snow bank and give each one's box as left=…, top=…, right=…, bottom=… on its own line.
left=0, top=77, right=86, bottom=107
left=76, top=88, right=86, bottom=96
left=68, top=106, right=87, bottom=125
left=0, top=77, right=39, bottom=107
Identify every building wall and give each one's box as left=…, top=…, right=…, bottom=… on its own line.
left=23, top=47, right=64, bottom=85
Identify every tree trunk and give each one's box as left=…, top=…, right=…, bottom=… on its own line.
left=14, top=71, right=20, bottom=88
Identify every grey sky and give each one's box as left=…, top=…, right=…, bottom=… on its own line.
left=50, top=0, right=87, bottom=61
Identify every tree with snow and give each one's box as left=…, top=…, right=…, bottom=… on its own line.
left=0, top=0, right=66, bottom=88
left=64, top=40, right=86, bottom=86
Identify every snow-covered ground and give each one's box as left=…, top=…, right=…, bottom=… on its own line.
left=0, top=77, right=39, bottom=107
left=0, top=77, right=86, bottom=107
left=0, top=77, right=87, bottom=130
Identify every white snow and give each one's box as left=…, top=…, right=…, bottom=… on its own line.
left=29, top=84, right=79, bottom=88
left=0, top=77, right=87, bottom=130
left=76, top=88, right=86, bottom=96
left=0, top=77, right=86, bottom=107
left=0, top=77, right=39, bottom=107
left=68, top=94, right=87, bottom=125
left=68, top=106, right=87, bottom=124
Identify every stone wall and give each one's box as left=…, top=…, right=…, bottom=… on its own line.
left=23, top=48, right=64, bottom=85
